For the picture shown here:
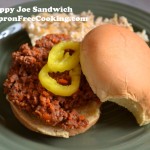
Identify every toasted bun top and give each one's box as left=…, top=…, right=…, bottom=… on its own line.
left=80, top=24, right=150, bottom=126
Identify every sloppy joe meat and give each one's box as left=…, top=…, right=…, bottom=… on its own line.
left=4, top=34, right=100, bottom=130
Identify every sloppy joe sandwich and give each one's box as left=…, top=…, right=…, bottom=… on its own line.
left=4, top=11, right=150, bottom=138
left=4, top=34, right=101, bottom=138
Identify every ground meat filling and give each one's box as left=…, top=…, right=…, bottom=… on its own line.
left=4, top=34, right=100, bottom=130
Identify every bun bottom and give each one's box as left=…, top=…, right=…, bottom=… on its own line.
left=9, top=100, right=100, bottom=138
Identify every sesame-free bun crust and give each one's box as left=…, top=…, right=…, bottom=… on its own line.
left=9, top=100, right=100, bottom=138
left=80, top=24, right=150, bottom=126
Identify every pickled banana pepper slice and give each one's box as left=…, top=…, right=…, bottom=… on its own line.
left=39, top=41, right=81, bottom=96
left=48, top=41, right=80, bottom=72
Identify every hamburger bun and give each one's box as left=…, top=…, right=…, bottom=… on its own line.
left=8, top=98, right=100, bottom=138
left=80, top=24, right=150, bottom=126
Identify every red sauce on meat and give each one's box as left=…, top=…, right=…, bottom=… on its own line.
left=4, top=34, right=100, bottom=130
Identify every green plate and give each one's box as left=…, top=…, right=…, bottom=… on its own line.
left=0, top=0, right=150, bottom=150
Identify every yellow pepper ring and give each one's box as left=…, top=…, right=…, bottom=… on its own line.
left=48, top=41, right=80, bottom=72
left=39, top=64, right=81, bottom=96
